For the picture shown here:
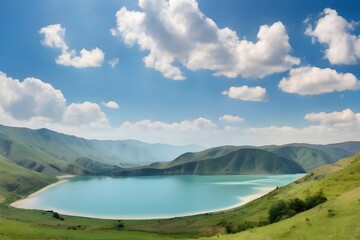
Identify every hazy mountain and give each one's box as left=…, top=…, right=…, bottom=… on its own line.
left=0, top=124, right=203, bottom=169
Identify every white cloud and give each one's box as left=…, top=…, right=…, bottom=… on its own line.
left=102, top=101, right=119, bottom=109
left=39, top=24, right=105, bottom=68
left=55, top=48, right=104, bottom=68
left=278, top=66, right=360, bottom=95
left=111, top=0, right=299, bottom=80
left=219, top=114, right=244, bottom=123
left=39, top=24, right=67, bottom=49
left=113, top=117, right=222, bottom=146
left=120, top=117, right=216, bottom=132
left=222, top=86, right=268, bottom=102
left=246, top=109, right=360, bottom=145
left=63, top=102, right=109, bottom=128
left=0, top=71, right=108, bottom=128
left=108, top=58, right=119, bottom=68
left=305, top=8, right=360, bottom=65
left=304, top=109, right=359, bottom=127
left=0, top=72, right=66, bottom=121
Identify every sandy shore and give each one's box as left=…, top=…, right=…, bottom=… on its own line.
left=10, top=175, right=75, bottom=208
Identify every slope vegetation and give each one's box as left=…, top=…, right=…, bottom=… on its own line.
left=204, top=153, right=360, bottom=240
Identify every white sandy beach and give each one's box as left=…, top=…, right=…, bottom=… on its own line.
left=10, top=175, right=75, bottom=208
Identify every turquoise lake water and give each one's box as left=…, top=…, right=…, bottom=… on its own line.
left=17, top=174, right=304, bottom=219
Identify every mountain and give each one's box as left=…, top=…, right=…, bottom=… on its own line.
left=161, top=142, right=360, bottom=172
left=111, top=148, right=306, bottom=176
left=0, top=124, right=203, bottom=168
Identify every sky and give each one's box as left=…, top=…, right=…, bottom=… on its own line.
left=0, top=0, right=360, bottom=147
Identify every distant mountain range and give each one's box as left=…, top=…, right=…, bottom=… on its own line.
left=112, top=141, right=360, bottom=176
left=0, top=124, right=203, bottom=176
left=112, top=148, right=306, bottom=175
left=0, top=124, right=359, bottom=178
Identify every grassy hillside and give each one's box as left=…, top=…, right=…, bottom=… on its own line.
left=0, top=154, right=359, bottom=239
left=0, top=133, right=114, bottom=177
left=112, top=148, right=306, bottom=176
left=206, top=153, right=360, bottom=240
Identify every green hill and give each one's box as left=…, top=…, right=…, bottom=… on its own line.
left=265, top=145, right=336, bottom=171
left=112, top=148, right=306, bottom=176
left=164, top=142, right=360, bottom=172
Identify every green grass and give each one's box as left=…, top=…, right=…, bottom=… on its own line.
left=0, top=154, right=359, bottom=239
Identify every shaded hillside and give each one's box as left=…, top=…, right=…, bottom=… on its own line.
left=112, top=149, right=306, bottom=176
left=0, top=124, right=203, bottom=166
left=265, top=146, right=336, bottom=171
left=0, top=134, right=83, bottom=176
left=0, top=155, right=54, bottom=204
left=263, top=142, right=359, bottom=171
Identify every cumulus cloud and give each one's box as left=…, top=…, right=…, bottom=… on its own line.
left=63, top=102, right=109, bottom=128
left=278, top=66, right=360, bottom=95
left=305, top=109, right=360, bottom=127
left=39, top=24, right=105, bottom=68
left=102, top=101, right=119, bottom=109
left=0, top=72, right=66, bottom=121
left=246, top=109, right=360, bottom=145
left=305, top=8, right=360, bottom=64
left=219, top=114, right=244, bottom=123
left=222, top=86, right=268, bottom=102
left=0, top=71, right=108, bottom=128
left=108, top=58, right=119, bottom=68
left=111, top=0, right=299, bottom=80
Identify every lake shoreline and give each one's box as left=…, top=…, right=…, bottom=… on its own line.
left=10, top=175, right=75, bottom=208
left=10, top=174, right=303, bottom=220
left=12, top=185, right=276, bottom=220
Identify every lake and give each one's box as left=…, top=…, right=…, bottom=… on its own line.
left=15, top=174, right=304, bottom=219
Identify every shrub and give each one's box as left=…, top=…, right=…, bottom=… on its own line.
left=52, top=212, right=60, bottom=219
left=268, top=200, right=288, bottom=223
left=288, top=198, right=306, bottom=213
left=116, top=223, right=124, bottom=229
left=268, top=192, right=327, bottom=224
left=305, top=191, right=327, bottom=209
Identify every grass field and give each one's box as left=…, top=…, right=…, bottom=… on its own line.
left=0, top=154, right=359, bottom=239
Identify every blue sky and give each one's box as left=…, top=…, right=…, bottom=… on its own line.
left=0, top=0, right=359, bottom=147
